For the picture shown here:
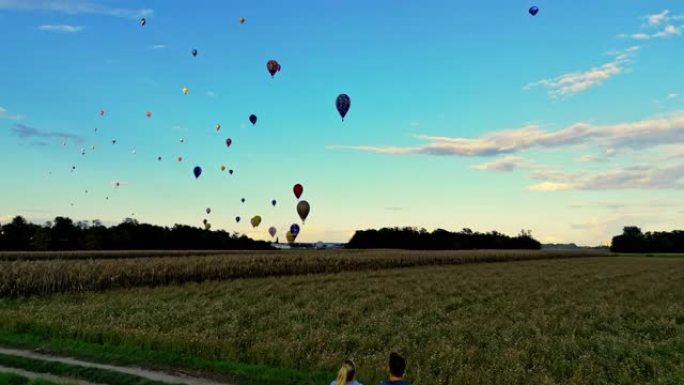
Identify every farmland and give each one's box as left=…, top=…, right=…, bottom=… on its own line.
left=0, top=251, right=682, bottom=385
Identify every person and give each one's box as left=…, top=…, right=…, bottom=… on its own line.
left=380, top=352, right=410, bottom=385
left=331, top=359, right=362, bottom=385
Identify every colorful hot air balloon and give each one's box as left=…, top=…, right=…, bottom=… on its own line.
left=268, top=226, right=277, bottom=238
left=249, top=114, right=257, bottom=125
left=286, top=231, right=295, bottom=244
left=206, top=208, right=211, bottom=214
left=297, top=200, right=310, bottom=223
left=220, top=165, right=226, bottom=171
left=251, top=216, right=262, bottom=228
left=529, top=6, right=539, bottom=15
left=99, top=110, right=105, bottom=116
left=178, top=156, right=183, bottom=162
left=235, top=216, right=241, bottom=223
left=239, top=16, right=245, bottom=24
left=293, top=184, right=303, bottom=199
left=336, top=94, right=351, bottom=121
left=146, top=111, right=152, bottom=118
left=271, top=199, right=277, bottom=207
left=215, top=123, right=221, bottom=132
left=290, top=223, right=300, bottom=237
left=139, top=18, right=146, bottom=26
left=192, top=49, right=198, bottom=57
left=182, top=87, right=189, bottom=95
left=267, top=60, right=281, bottom=78
left=225, top=138, right=232, bottom=147
left=193, top=166, right=202, bottom=179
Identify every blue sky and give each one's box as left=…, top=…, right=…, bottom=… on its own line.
left=1, top=0, right=684, bottom=244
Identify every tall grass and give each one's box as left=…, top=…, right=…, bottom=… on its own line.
left=0, top=250, right=606, bottom=297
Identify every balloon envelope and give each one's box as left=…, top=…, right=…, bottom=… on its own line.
left=267, top=60, right=280, bottom=77
left=239, top=17, right=245, bottom=24
left=193, top=166, right=202, bottom=178
left=192, top=49, right=198, bottom=57
left=249, top=114, right=257, bottom=125
left=99, top=110, right=105, bottom=116
left=206, top=208, right=211, bottom=214
left=529, top=6, right=539, bottom=15
left=250, top=216, right=262, bottom=228
left=182, top=87, right=189, bottom=95
left=220, top=165, right=226, bottom=171
left=139, top=18, right=146, bottom=26
left=293, top=184, right=303, bottom=199
left=286, top=231, right=295, bottom=244
left=271, top=199, right=277, bottom=207
left=235, top=216, right=241, bottom=223
left=297, top=200, right=310, bottom=222
left=268, top=226, right=277, bottom=238
left=336, top=94, right=351, bottom=121
left=226, top=138, right=232, bottom=147
left=290, top=223, right=300, bottom=237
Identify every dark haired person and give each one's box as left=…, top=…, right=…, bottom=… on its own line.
left=380, top=352, right=410, bottom=385
left=331, top=359, right=363, bottom=385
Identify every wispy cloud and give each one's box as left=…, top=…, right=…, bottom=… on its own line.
left=619, top=10, right=684, bottom=40
left=10, top=123, right=85, bottom=143
left=524, top=47, right=638, bottom=98
left=577, top=155, right=608, bottom=163
left=206, top=91, right=216, bottom=98
left=0, top=106, right=22, bottom=121
left=471, top=156, right=529, bottom=172
left=329, top=112, right=684, bottom=158
left=667, top=92, right=679, bottom=100
left=0, top=0, right=153, bottom=19
left=628, top=24, right=681, bottom=40
left=38, top=24, right=84, bottom=32
left=150, top=44, right=166, bottom=49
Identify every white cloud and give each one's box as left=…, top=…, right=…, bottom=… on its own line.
left=206, top=91, right=216, bottom=98
left=150, top=44, right=166, bottom=49
left=471, top=156, right=529, bottom=172
left=0, top=0, right=153, bottom=19
left=646, top=10, right=670, bottom=26
left=667, top=93, right=679, bottom=100
left=38, top=24, right=83, bottom=32
left=577, top=155, right=607, bottom=163
left=620, top=10, right=684, bottom=40
left=524, top=47, right=637, bottom=98
left=629, top=24, right=682, bottom=40
left=329, top=112, right=684, bottom=158
left=527, top=182, right=575, bottom=192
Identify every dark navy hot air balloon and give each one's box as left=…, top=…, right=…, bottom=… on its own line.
left=529, top=6, right=539, bottom=16
left=271, top=199, right=277, bottom=207
left=193, top=166, right=202, bottom=179
left=235, top=216, right=241, bottom=223
left=336, top=94, right=351, bottom=121
left=192, top=49, right=198, bottom=57
left=267, top=60, right=281, bottom=78
left=249, top=114, right=257, bottom=125
left=226, top=138, right=232, bottom=147
left=290, top=224, right=300, bottom=237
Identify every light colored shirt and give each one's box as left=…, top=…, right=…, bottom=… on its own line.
left=330, top=381, right=363, bottom=385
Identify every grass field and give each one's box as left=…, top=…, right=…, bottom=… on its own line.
left=0, top=249, right=604, bottom=297
left=0, top=253, right=682, bottom=385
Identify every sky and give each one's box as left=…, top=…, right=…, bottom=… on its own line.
left=1, top=0, right=684, bottom=245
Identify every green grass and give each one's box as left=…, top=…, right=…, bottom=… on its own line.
left=0, top=372, right=61, bottom=385
left=0, top=256, right=682, bottom=384
left=0, top=353, right=178, bottom=385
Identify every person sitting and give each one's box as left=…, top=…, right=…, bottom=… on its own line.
left=331, top=359, right=363, bottom=385
left=380, top=352, right=410, bottom=385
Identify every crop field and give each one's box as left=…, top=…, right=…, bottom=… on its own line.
left=0, top=249, right=604, bottom=297
left=0, top=251, right=682, bottom=385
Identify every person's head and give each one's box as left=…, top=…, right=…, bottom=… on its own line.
left=388, top=352, right=406, bottom=378
left=336, top=359, right=356, bottom=385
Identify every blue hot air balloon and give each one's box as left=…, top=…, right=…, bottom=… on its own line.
left=192, top=49, right=198, bottom=57
left=529, top=6, right=539, bottom=16
left=193, top=166, right=202, bottom=179
left=336, top=94, right=351, bottom=121
left=249, top=114, right=257, bottom=125
left=290, top=223, right=300, bottom=237
left=226, top=138, right=232, bottom=147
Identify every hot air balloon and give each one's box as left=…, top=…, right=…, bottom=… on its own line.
left=235, top=216, right=241, bottom=223
left=267, top=60, right=281, bottom=78
left=203, top=219, right=208, bottom=225
left=293, top=184, right=303, bottom=199
left=81, top=148, right=86, bottom=155
left=241, top=198, right=245, bottom=203
left=529, top=6, right=539, bottom=15
left=94, top=127, right=98, bottom=132
left=146, top=111, right=152, bottom=118
left=158, top=156, right=162, bottom=161
left=268, top=226, right=277, bottom=238
left=206, top=208, right=211, bottom=214
left=220, top=165, right=226, bottom=172
left=336, top=94, right=351, bottom=121
left=180, top=138, right=185, bottom=144
left=193, top=166, right=202, bottom=179
left=215, top=123, right=221, bottom=132
left=297, top=200, right=310, bottom=223
left=249, top=114, right=257, bottom=125
left=99, top=110, right=105, bottom=116
left=205, top=223, right=212, bottom=230
left=229, top=169, right=234, bottom=175
left=225, top=138, right=232, bottom=147
left=178, top=156, right=183, bottom=162
left=271, top=199, right=277, bottom=207
left=286, top=231, right=295, bottom=244
left=290, top=223, right=300, bottom=237
left=251, top=216, right=262, bottom=228
left=111, top=139, right=116, bottom=144
left=91, top=145, right=96, bottom=150
left=139, top=18, right=146, bottom=26
left=192, top=49, right=198, bottom=57
left=182, top=87, right=189, bottom=95
left=239, top=16, right=245, bottom=24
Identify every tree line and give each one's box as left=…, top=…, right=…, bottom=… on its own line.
left=346, top=227, right=541, bottom=250
left=610, top=226, right=684, bottom=253
left=0, top=216, right=274, bottom=251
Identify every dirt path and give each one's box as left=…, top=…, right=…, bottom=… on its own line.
left=0, top=364, right=105, bottom=385
left=0, top=347, right=231, bottom=385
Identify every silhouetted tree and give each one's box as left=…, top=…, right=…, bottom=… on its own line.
left=611, top=226, right=684, bottom=253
